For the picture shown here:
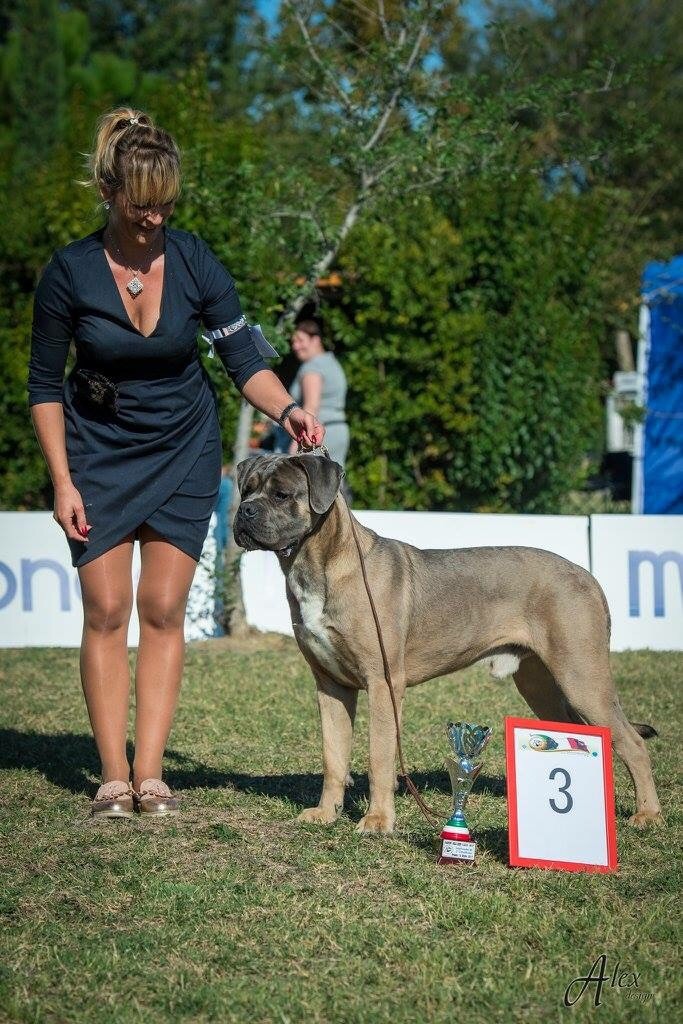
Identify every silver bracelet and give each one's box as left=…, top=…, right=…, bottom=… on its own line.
left=278, top=401, right=300, bottom=427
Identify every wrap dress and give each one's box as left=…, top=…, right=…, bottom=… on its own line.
left=28, top=226, right=267, bottom=567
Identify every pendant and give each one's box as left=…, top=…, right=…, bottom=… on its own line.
left=126, top=276, right=144, bottom=297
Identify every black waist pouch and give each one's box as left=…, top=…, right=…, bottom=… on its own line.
left=73, top=369, right=119, bottom=414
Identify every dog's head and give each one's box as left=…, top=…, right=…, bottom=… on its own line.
left=233, top=453, right=344, bottom=556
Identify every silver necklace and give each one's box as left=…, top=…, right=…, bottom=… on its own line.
left=106, top=230, right=158, bottom=297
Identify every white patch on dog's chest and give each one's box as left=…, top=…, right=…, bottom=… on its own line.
left=288, top=575, right=346, bottom=679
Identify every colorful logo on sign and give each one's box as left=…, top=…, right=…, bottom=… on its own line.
left=521, top=733, right=597, bottom=756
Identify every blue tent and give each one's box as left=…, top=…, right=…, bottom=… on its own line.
left=638, top=256, right=683, bottom=513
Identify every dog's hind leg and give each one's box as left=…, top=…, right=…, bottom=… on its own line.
left=521, top=649, right=662, bottom=827
left=605, top=703, right=663, bottom=826
left=298, top=672, right=358, bottom=826
left=513, top=654, right=578, bottom=723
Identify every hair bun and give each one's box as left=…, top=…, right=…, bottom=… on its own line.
left=83, top=106, right=181, bottom=207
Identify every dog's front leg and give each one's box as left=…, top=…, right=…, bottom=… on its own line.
left=298, top=672, right=358, bottom=825
left=358, top=678, right=404, bottom=834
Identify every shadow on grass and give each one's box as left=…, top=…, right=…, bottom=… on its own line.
left=0, top=729, right=102, bottom=794
left=0, top=728, right=233, bottom=795
left=0, top=729, right=505, bottom=811
left=0, top=728, right=512, bottom=861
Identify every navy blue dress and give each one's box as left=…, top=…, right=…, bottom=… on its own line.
left=28, top=226, right=267, bottom=567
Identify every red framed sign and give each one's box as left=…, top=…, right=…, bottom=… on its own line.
left=505, top=717, right=618, bottom=873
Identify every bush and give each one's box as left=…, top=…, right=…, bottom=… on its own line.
left=329, top=180, right=606, bottom=512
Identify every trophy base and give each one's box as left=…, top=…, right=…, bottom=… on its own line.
left=438, top=823, right=476, bottom=866
left=438, top=838, right=476, bottom=865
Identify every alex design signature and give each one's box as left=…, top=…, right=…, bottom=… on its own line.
left=564, top=954, right=649, bottom=1007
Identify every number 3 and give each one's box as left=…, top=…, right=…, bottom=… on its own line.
left=549, top=767, right=573, bottom=814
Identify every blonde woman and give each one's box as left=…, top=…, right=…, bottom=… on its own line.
left=28, top=108, right=323, bottom=819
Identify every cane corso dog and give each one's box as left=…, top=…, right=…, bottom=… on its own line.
left=234, top=454, right=662, bottom=834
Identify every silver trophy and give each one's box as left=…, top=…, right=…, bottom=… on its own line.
left=438, top=722, right=492, bottom=865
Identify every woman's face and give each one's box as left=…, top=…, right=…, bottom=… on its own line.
left=291, top=329, right=322, bottom=362
left=104, top=187, right=175, bottom=248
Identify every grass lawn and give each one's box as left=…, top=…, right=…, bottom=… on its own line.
left=0, top=638, right=680, bottom=1024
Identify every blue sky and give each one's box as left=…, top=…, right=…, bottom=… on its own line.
left=255, top=1, right=492, bottom=30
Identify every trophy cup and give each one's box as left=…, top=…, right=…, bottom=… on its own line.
left=438, top=722, right=492, bottom=866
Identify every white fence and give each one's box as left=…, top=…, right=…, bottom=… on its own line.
left=1, top=511, right=681, bottom=651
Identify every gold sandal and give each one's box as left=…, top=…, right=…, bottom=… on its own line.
left=91, top=780, right=135, bottom=819
left=134, top=778, right=181, bottom=816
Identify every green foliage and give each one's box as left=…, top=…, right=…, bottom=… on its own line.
left=470, top=0, right=683, bottom=330
left=330, top=182, right=606, bottom=511
left=445, top=178, right=609, bottom=511
left=5, top=0, right=65, bottom=169
left=0, top=1, right=677, bottom=514
left=328, top=200, right=478, bottom=509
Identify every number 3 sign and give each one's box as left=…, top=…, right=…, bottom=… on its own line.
left=505, top=717, right=618, bottom=873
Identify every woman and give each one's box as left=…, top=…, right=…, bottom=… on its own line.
left=287, top=318, right=349, bottom=467
left=28, top=108, right=322, bottom=819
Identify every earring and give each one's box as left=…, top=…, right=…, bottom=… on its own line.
left=103, top=200, right=111, bottom=211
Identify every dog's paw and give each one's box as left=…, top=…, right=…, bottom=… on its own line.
left=297, top=806, right=338, bottom=825
left=356, top=811, right=395, bottom=835
left=628, top=810, right=664, bottom=828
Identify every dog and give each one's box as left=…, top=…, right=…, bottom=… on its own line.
left=233, top=453, right=662, bottom=834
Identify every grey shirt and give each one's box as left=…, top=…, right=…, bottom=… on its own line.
left=291, top=352, right=347, bottom=424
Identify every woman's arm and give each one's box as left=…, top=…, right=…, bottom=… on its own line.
left=197, top=239, right=324, bottom=447
left=241, top=369, right=323, bottom=448
left=287, top=372, right=322, bottom=453
left=300, top=372, right=323, bottom=417
left=30, top=403, right=91, bottom=542
left=30, top=402, right=71, bottom=487
left=29, top=251, right=91, bottom=542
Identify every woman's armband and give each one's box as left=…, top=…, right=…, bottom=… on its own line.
left=202, top=318, right=278, bottom=360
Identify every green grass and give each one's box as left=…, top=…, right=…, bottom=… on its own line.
left=0, top=639, right=680, bottom=1024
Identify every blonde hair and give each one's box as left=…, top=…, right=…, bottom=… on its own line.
left=84, top=107, right=181, bottom=207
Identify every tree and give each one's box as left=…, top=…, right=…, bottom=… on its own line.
left=0, top=1, right=669, bottom=626
left=216, top=0, right=649, bottom=631
left=327, top=178, right=608, bottom=512
left=5, top=0, right=65, bottom=169
left=467, top=0, right=683, bottom=347
left=66, top=0, right=256, bottom=114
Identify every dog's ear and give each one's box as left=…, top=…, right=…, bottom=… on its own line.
left=235, top=456, right=261, bottom=495
left=292, top=454, right=344, bottom=514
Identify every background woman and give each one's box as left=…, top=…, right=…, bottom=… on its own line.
left=28, top=107, right=322, bottom=819
left=287, top=318, right=349, bottom=467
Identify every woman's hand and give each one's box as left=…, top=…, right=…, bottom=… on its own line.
left=285, top=407, right=325, bottom=450
left=54, top=481, right=92, bottom=543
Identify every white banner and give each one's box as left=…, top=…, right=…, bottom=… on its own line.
left=2, top=510, right=681, bottom=651
left=590, top=515, right=683, bottom=651
left=0, top=512, right=216, bottom=648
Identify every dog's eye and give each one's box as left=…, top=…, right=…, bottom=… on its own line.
left=274, top=490, right=289, bottom=501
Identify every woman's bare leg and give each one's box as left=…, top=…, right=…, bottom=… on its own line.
left=77, top=536, right=135, bottom=783
left=132, top=525, right=197, bottom=789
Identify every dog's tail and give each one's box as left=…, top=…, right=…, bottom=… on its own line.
left=631, top=722, right=659, bottom=739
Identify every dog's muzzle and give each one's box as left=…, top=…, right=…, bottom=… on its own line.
left=233, top=502, right=263, bottom=550
left=233, top=500, right=295, bottom=553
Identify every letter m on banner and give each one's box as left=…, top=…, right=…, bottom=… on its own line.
left=628, top=550, right=683, bottom=617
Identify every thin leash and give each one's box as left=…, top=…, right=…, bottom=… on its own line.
left=299, top=442, right=441, bottom=829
